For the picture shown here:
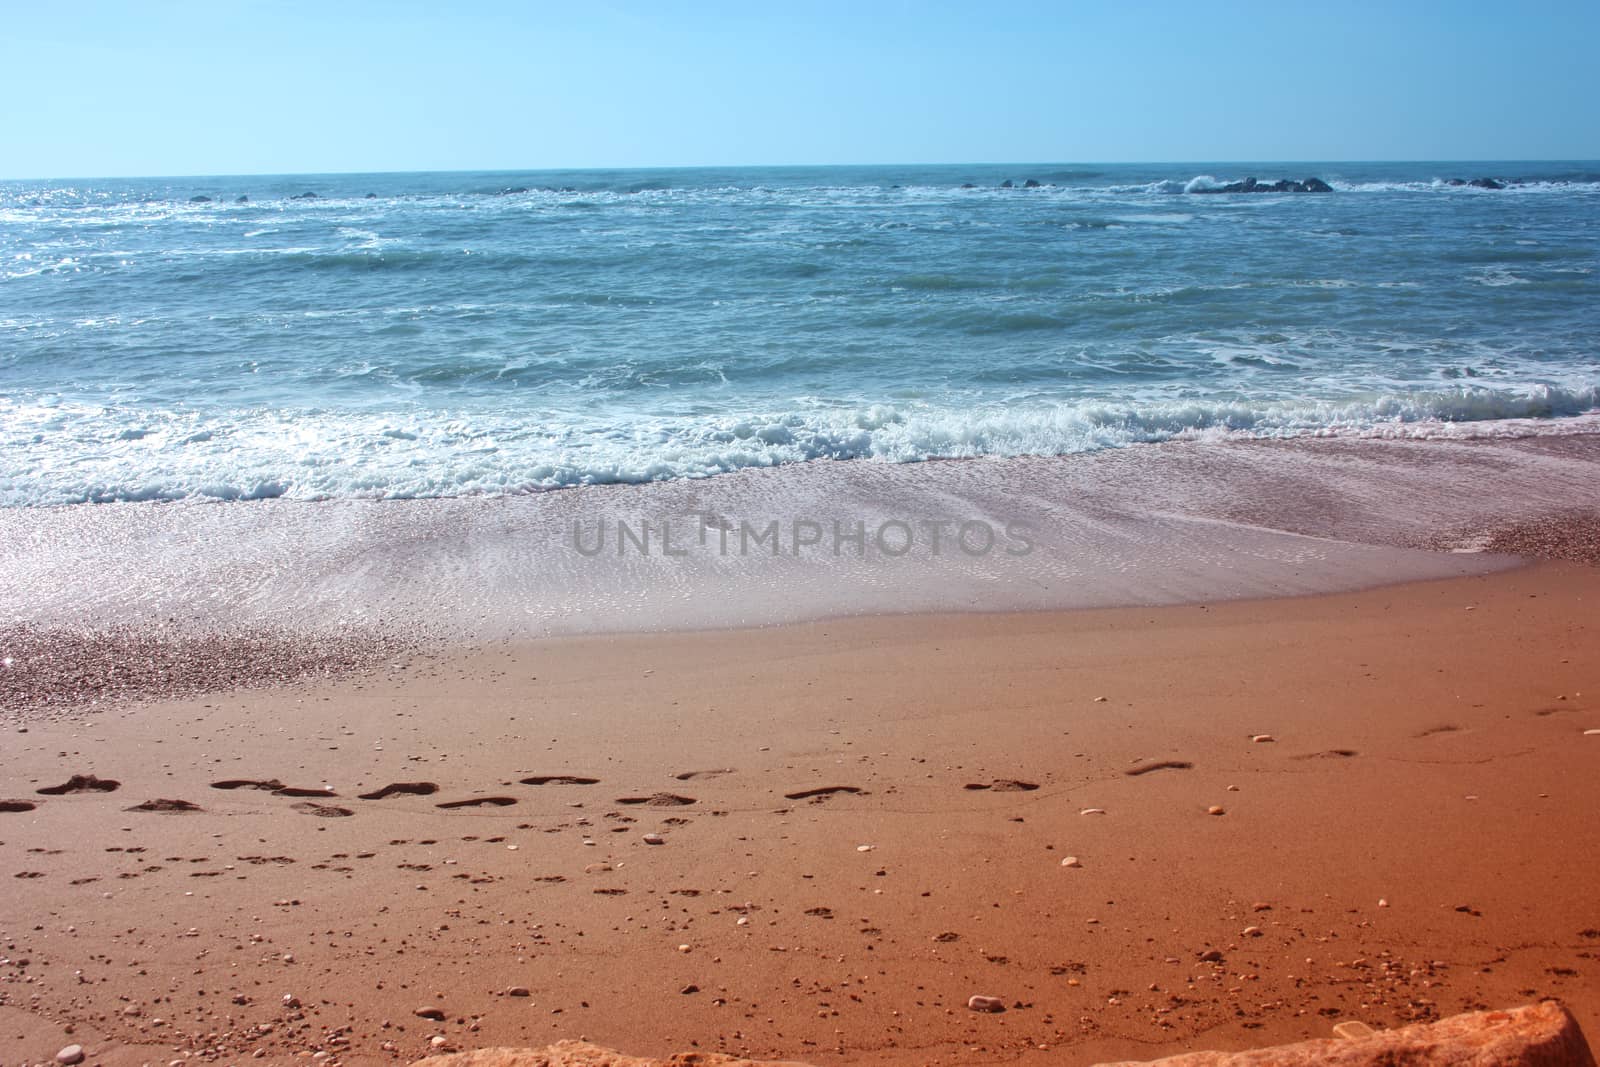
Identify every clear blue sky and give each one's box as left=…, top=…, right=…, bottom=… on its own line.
left=2, top=1, right=1596, bottom=178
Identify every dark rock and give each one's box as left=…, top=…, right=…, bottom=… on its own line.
left=290, top=191, right=318, bottom=200
left=1191, top=175, right=1334, bottom=195
left=365, top=192, right=378, bottom=198
left=961, top=183, right=976, bottom=189
left=236, top=195, right=249, bottom=203
left=1303, top=177, right=1333, bottom=192
left=499, top=187, right=530, bottom=195
left=999, top=179, right=1014, bottom=189
left=1469, top=177, right=1505, bottom=190
left=1023, top=178, right=1041, bottom=189
left=189, top=195, right=211, bottom=203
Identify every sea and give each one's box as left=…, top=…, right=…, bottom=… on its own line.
left=2, top=161, right=1598, bottom=509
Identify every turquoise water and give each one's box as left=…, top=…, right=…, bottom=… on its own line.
left=2, top=162, right=1597, bottom=506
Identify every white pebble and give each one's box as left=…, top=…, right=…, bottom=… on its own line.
left=1060, top=856, right=1082, bottom=868
left=56, top=1046, right=85, bottom=1066
left=1079, top=808, right=1106, bottom=816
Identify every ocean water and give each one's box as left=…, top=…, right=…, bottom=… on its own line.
left=2, top=162, right=1598, bottom=507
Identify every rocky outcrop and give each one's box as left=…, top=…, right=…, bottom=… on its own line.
left=1092, top=1000, right=1595, bottom=1066
left=412, top=1003, right=1594, bottom=1067
left=412, top=1041, right=812, bottom=1067
left=1190, top=176, right=1333, bottom=194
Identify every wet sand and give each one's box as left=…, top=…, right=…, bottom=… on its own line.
left=3, top=560, right=1598, bottom=1065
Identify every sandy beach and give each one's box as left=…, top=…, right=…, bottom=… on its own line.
left=3, top=547, right=1597, bottom=1064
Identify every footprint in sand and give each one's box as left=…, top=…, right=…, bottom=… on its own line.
left=211, top=779, right=335, bottom=797
left=784, top=786, right=867, bottom=800
left=1415, top=725, right=1461, bottom=738
left=674, top=769, right=734, bottom=781
left=1124, top=761, right=1193, bottom=777
left=520, top=775, right=601, bottom=786
left=37, top=774, right=120, bottom=795
left=1292, top=749, right=1359, bottom=760
left=964, top=779, right=1041, bottom=792
left=126, top=799, right=202, bottom=813
left=291, top=801, right=353, bottom=818
left=358, top=782, right=440, bottom=800
left=436, top=796, right=518, bottom=809
left=616, top=793, right=697, bottom=807
left=1, top=800, right=37, bottom=813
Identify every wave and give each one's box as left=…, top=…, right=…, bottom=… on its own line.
left=4, top=384, right=1596, bottom=508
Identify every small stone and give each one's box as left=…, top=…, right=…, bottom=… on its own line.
left=967, top=995, right=1006, bottom=1013
left=1079, top=808, right=1106, bottom=816
left=1251, top=734, right=1276, bottom=743
left=1061, top=856, right=1082, bottom=868
left=1242, top=925, right=1263, bottom=937
left=414, top=1005, right=446, bottom=1020
left=430, top=1036, right=449, bottom=1049
left=1207, top=805, right=1225, bottom=815
left=856, top=844, right=874, bottom=852
left=282, top=994, right=300, bottom=1009
left=642, top=833, right=664, bottom=845
left=1584, top=729, right=1600, bottom=736
left=680, top=984, right=700, bottom=995
left=677, top=944, right=691, bottom=953
left=1379, top=898, right=1389, bottom=908
left=56, top=1046, right=85, bottom=1065
left=506, top=986, right=530, bottom=997
left=1252, top=902, right=1272, bottom=911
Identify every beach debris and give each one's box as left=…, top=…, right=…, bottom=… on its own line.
left=1252, top=734, right=1276, bottom=743
left=126, top=798, right=202, bottom=813
left=616, top=793, right=696, bottom=807
left=786, top=785, right=867, bottom=800
left=1079, top=808, right=1107, bottom=816
left=1207, top=805, right=1226, bottom=815
left=967, top=995, right=1006, bottom=1013
left=55, top=1046, right=85, bottom=1065
left=414, top=1005, right=446, bottom=1020
left=1126, top=760, right=1193, bottom=776
left=964, top=779, right=1039, bottom=792
left=38, top=774, right=119, bottom=795
left=358, top=781, right=438, bottom=799
left=642, top=833, right=664, bottom=845
left=1061, top=856, right=1082, bottom=868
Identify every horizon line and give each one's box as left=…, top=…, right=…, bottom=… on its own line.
left=5, top=157, right=1599, bottom=184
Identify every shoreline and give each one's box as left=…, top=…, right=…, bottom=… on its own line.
left=2, top=561, right=1596, bottom=1064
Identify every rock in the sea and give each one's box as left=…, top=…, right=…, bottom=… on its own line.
left=967, top=994, right=1006, bottom=1013
left=290, top=191, right=319, bottom=200
left=56, top=1046, right=85, bottom=1066
left=999, top=179, right=1014, bottom=189
left=1090, top=999, right=1596, bottom=1066
left=1469, top=177, right=1506, bottom=190
left=410, top=1039, right=815, bottom=1065
left=189, top=195, right=211, bottom=203
left=1190, top=176, right=1333, bottom=194
left=1023, top=178, right=1041, bottom=188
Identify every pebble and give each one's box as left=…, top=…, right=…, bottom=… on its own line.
left=1242, top=925, right=1263, bottom=937
left=1251, top=734, right=1276, bottom=743
left=856, top=844, right=874, bottom=852
left=967, top=995, right=1006, bottom=1013
left=56, top=1046, right=85, bottom=1066
left=1198, top=949, right=1224, bottom=963
left=1207, top=805, right=1225, bottom=815
left=642, top=833, right=664, bottom=845
left=414, top=1005, right=446, bottom=1020
left=1060, top=856, right=1082, bottom=868
left=1584, top=729, right=1600, bottom=736
left=1379, top=898, right=1389, bottom=908
left=1079, top=808, right=1106, bottom=816
left=430, top=1036, right=449, bottom=1049
left=506, top=986, right=530, bottom=997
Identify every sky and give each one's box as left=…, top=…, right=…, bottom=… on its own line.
left=1, top=1, right=1596, bottom=179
